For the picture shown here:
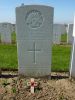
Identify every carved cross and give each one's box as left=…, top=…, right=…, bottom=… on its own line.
left=28, top=42, right=40, bottom=64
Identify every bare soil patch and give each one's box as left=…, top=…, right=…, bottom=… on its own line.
left=0, top=71, right=75, bottom=100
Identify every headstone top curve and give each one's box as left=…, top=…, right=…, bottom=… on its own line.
left=16, top=5, right=54, bottom=10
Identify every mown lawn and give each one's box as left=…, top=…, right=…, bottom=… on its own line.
left=0, top=44, right=18, bottom=70
left=0, top=44, right=72, bottom=72
left=52, top=44, right=71, bottom=71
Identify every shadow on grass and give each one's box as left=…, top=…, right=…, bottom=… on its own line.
left=51, top=75, right=69, bottom=80
left=0, top=74, right=68, bottom=79
left=0, top=74, right=18, bottom=78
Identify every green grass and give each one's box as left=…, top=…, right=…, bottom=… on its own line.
left=52, top=44, right=71, bottom=71
left=0, top=44, right=72, bottom=72
left=61, top=33, right=67, bottom=43
left=0, top=44, right=18, bottom=70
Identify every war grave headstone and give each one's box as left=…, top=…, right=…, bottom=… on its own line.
left=53, top=24, right=62, bottom=44
left=67, top=24, right=73, bottom=44
left=70, top=16, right=75, bottom=78
left=61, top=24, right=67, bottom=34
left=65, top=24, right=68, bottom=34
left=16, top=5, right=54, bottom=77
left=11, top=24, right=16, bottom=32
left=1, top=23, right=12, bottom=43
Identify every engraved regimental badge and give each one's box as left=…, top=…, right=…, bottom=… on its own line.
left=25, top=10, right=43, bottom=29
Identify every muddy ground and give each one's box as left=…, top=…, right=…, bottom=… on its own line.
left=0, top=71, right=75, bottom=100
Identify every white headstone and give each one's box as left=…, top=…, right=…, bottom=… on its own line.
left=11, top=24, right=16, bottom=32
left=61, top=24, right=67, bottom=34
left=16, top=5, right=54, bottom=77
left=67, top=24, right=73, bottom=44
left=0, top=23, right=12, bottom=43
left=70, top=37, right=75, bottom=78
left=70, top=16, right=75, bottom=78
left=73, top=16, right=75, bottom=37
left=53, top=24, right=62, bottom=44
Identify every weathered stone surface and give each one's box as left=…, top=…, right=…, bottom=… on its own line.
left=16, top=5, right=54, bottom=77
left=67, top=24, right=73, bottom=44
left=53, top=24, right=62, bottom=44
left=0, top=23, right=12, bottom=43
left=53, top=24, right=66, bottom=44
left=11, top=24, right=16, bottom=32
left=70, top=16, right=75, bottom=78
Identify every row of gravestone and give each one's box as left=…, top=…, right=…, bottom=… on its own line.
left=15, top=4, right=75, bottom=78
left=0, top=22, right=73, bottom=44
left=53, top=24, right=74, bottom=44
left=0, top=23, right=15, bottom=43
